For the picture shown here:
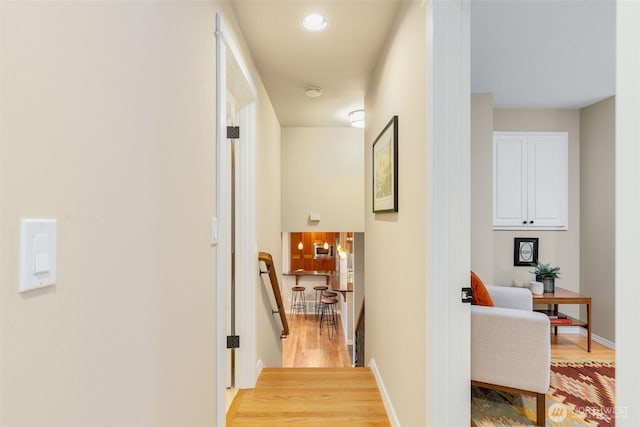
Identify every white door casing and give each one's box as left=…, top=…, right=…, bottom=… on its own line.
left=215, top=13, right=258, bottom=427
left=427, top=0, right=471, bottom=425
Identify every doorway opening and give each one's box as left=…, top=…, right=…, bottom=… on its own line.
left=281, top=232, right=364, bottom=368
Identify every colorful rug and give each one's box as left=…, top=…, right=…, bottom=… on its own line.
left=471, top=359, right=616, bottom=426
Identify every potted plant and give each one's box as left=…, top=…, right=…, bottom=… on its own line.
left=531, top=262, right=561, bottom=293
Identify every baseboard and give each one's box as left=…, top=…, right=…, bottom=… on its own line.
left=256, top=359, right=265, bottom=380
left=368, top=359, right=400, bottom=427
left=554, top=327, right=616, bottom=350
left=579, top=329, right=616, bottom=350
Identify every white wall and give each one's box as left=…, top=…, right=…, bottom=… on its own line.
left=365, top=2, right=427, bottom=424
left=580, top=96, right=615, bottom=343
left=281, top=127, right=364, bottom=232
left=0, top=1, right=283, bottom=425
left=492, top=110, right=581, bottom=304
left=616, top=2, right=640, bottom=423
left=1, top=2, right=218, bottom=425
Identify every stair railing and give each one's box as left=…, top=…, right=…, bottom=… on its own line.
left=258, top=251, right=289, bottom=338
left=354, top=299, right=365, bottom=367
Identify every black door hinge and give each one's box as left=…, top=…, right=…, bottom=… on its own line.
left=461, top=287, right=473, bottom=303
left=227, top=126, right=240, bottom=139
left=226, top=335, right=240, bottom=349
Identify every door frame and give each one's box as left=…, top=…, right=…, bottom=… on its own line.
left=215, top=13, right=258, bottom=427
left=427, top=1, right=471, bottom=425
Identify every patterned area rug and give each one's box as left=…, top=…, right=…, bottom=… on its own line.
left=471, top=359, right=615, bottom=426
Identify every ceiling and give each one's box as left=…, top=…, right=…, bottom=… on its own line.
left=231, top=0, right=615, bottom=128
left=471, top=0, right=615, bottom=109
left=230, top=0, right=401, bottom=127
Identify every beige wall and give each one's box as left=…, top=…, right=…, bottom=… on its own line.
left=492, top=110, right=581, bottom=307
left=470, top=94, right=494, bottom=284
left=580, top=97, right=615, bottom=343
left=281, top=127, right=364, bottom=232
left=365, top=2, right=427, bottom=424
left=255, top=70, right=284, bottom=367
left=0, top=1, right=282, bottom=425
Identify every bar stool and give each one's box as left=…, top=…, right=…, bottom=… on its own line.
left=322, top=290, right=338, bottom=299
left=290, top=286, right=306, bottom=319
left=313, top=285, right=328, bottom=316
left=319, top=297, right=339, bottom=339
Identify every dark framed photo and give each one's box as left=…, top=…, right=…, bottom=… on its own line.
left=372, top=115, right=398, bottom=213
left=514, top=237, right=538, bottom=266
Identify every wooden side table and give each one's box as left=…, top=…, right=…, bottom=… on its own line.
left=532, top=287, right=592, bottom=352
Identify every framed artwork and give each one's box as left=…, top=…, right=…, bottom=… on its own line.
left=514, top=237, right=538, bottom=266
left=372, top=115, right=398, bottom=213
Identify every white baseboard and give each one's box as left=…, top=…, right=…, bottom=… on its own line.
left=256, top=359, right=264, bottom=381
left=368, top=359, right=400, bottom=427
left=553, top=327, right=616, bottom=350
left=579, top=329, right=616, bottom=350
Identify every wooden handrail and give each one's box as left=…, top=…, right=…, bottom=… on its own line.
left=258, top=252, right=289, bottom=338
left=354, top=299, right=365, bottom=367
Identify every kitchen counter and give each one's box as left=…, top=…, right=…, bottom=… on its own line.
left=283, top=270, right=336, bottom=286
left=283, top=270, right=353, bottom=300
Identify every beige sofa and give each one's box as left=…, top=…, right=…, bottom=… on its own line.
left=471, top=285, right=550, bottom=426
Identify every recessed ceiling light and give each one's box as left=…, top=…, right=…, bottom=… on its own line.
left=302, top=13, right=328, bottom=32
left=349, top=110, right=365, bottom=128
left=305, top=86, right=322, bottom=98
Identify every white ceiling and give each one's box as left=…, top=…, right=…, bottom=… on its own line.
left=471, top=0, right=615, bottom=109
left=230, top=0, right=401, bottom=127
left=231, top=0, right=615, bottom=128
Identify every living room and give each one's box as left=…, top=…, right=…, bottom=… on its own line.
left=469, top=1, right=615, bottom=423
left=469, top=95, right=616, bottom=426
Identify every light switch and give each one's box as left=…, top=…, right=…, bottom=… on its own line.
left=20, top=219, right=57, bottom=293
left=33, top=233, right=50, bottom=273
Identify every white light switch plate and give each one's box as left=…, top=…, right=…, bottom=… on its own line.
left=20, top=219, right=57, bottom=293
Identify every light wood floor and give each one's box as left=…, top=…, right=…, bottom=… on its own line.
left=229, top=325, right=614, bottom=426
left=283, top=312, right=352, bottom=368
left=550, top=333, right=615, bottom=360
left=226, top=367, right=391, bottom=426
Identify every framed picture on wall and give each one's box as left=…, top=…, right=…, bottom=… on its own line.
left=514, top=237, right=538, bottom=266
left=372, top=115, right=398, bottom=213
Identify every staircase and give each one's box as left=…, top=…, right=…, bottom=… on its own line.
left=226, top=367, right=391, bottom=426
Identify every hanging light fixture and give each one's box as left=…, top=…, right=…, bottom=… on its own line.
left=323, top=241, right=329, bottom=250
left=297, top=241, right=304, bottom=250
left=349, top=109, right=365, bottom=128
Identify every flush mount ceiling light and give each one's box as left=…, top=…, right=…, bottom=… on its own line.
left=349, top=109, right=365, bottom=128
left=305, top=86, right=322, bottom=98
left=302, top=13, right=328, bottom=32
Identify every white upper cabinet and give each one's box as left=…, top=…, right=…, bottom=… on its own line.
left=493, top=132, right=568, bottom=230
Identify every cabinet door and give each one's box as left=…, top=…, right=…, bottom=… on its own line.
left=527, top=133, right=568, bottom=229
left=493, top=133, right=528, bottom=228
